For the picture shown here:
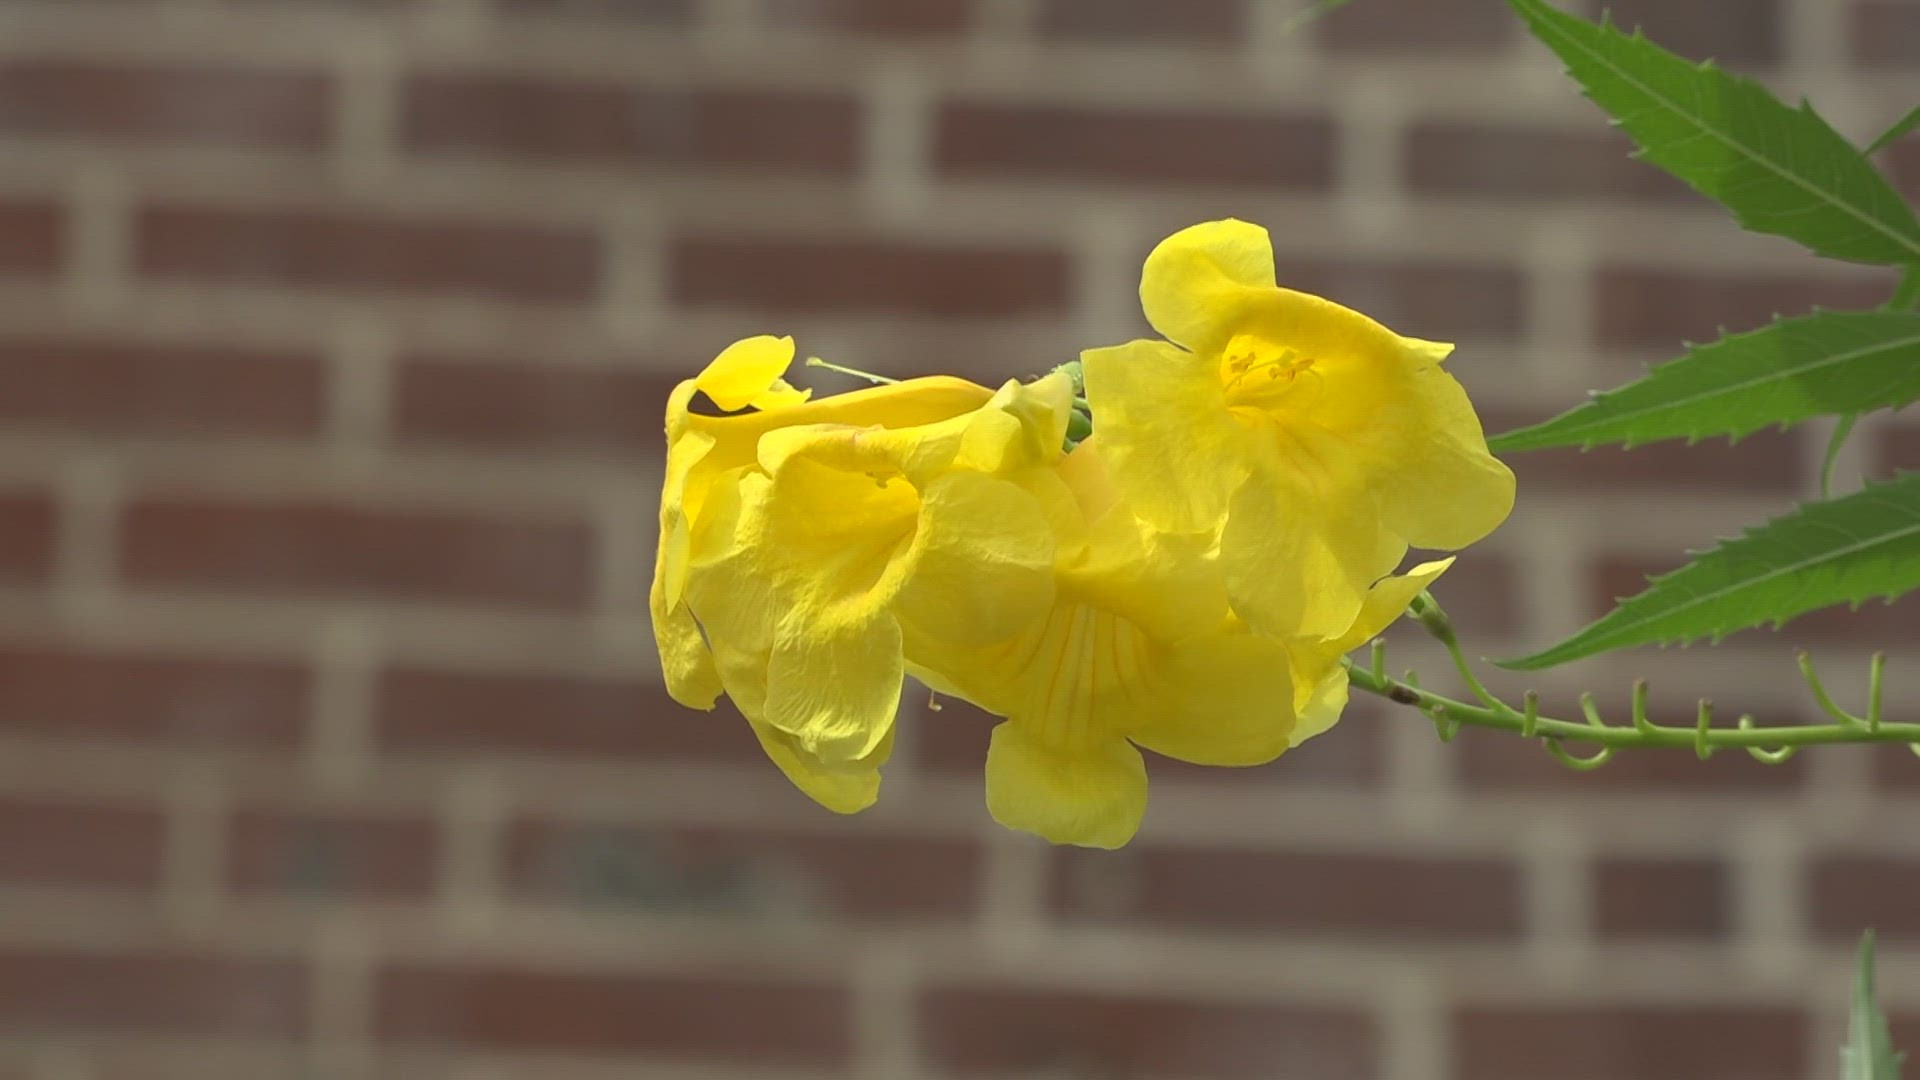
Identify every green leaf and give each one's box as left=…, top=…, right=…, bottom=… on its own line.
left=1506, top=0, right=1920, bottom=266
left=1500, top=472, right=1920, bottom=669
left=1842, top=931, right=1905, bottom=1080
left=1868, top=105, right=1920, bottom=155
left=1488, top=311, right=1920, bottom=453
left=1283, top=0, right=1358, bottom=32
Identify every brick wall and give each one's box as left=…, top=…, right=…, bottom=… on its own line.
left=0, top=0, right=1915, bottom=1077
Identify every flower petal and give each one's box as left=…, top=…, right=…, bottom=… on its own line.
left=985, top=721, right=1147, bottom=849
left=1330, top=557, right=1455, bottom=656
left=1219, top=442, right=1406, bottom=640
left=1288, top=664, right=1350, bottom=747
left=1287, top=558, right=1454, bottom=745
left=1369, top=363, right=1515, bottom=550
left=892, top=471, right=1056, bottom=647
left=1140, top=219, right=1277, bottom=354
left=653, top=600, right=723, bottom=710
left=1127, top=626, right=1296, bottom=766
left=764, top=612, right=904, bottom=763
left=751, top=718, right=892, bottom=814
left=1081, top=338, right=1249, bottom=534
left=698, top=335, right=802, bottom=412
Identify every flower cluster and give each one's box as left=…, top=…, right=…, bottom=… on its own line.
left=651, top=220, right=1514, bottom=848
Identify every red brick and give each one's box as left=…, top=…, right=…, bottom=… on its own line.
left=0, top=644, right=308, bottom=748
left=1853, top=1, right=1920, bottom=62
left=0, top=60, right=329, bottom=148
left=393, top=357, right=671, bottom=452
left=504, top=822, right=978, bottom=920
left=1405, top=122, right=1695, bottom=204
left=1875, top=423, right=1920, bottom=474
left=1036, top=0, right=1243, bottom=40
left=1317, top=0, right=1514, bottom=54
left=935, top=103, right=1332, bottom=189
left=0, top=795, right=165, bottom=890
left=496, top=0, right=692, bottom=22
left=1893, top=1014, right=1920, bottom=1060
left=376, top=669, right=774, bottom=762
left=228, top=806, right=438, bottom=899
left=1808, top=856, right=1920, bottom=936
left=136, top=202, right=601, bottom=303
left=1595, top=265, right=1893, bottom=352
left=912, top=674, right=1387, bottom=783
left=0, top=197, right=62, bottom=274
left=403, top=76, right=860, bottom=173
left=763, top=0, right=971, bottom=33
left=1591, top=554, right=1920, bottom=644
left=0, top=947, right=307, bottom=1037
left=1486, top=405, right=1805, bottom=493
left=1581, top=0, right=1781, bottom=65
left=0, top=339, right=324, bottom=437
left=375, top=965, right=851, bottom=1061
left=0, top=490, right=55, bottom=578
left=1052, top=847, right=1523, bottom=935
left=1453, top=710, right=1813, bottom=791
left=1871, top=738, right=1920, bottom=791
left=1884, top=140, right=1920, bottom=203
left=1594, top=857, right=1730, bottom=936
left=920, top=985, right=1375, bottom=1078
left=1273, top=256, right=1525, bottom=337
left=669, top=235, right=1071, bottom=319
left=1453, top=1005, right=1805, bottom=1080
left=120, top=497, right=594, bottom=607
left=1433, top=551, right=1524, bottom=634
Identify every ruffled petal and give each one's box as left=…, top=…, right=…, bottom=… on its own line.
left=751, top=718, right=892, bottom=814
left=892, top=471, right=1056, bottom=647
left=985, top=721, right=1147, bottom=849
left=1288, top=664, right=1350, bottom=747
left=958, top=371, right=1075, bottom=474
left=1081, top=338, right=1249, bottom=534
left=653, top=600, right=723, bottom=709
left=1219, top=444, right=1405, bottom=640
left=1330, top=557, right=1455, bottom=656
left=1287, top=558, right=1454, bottom=745
left=697, top=335, right=812, bottom=412
left=1291, top=338, right=1513, bottom=552
left=1369, top=362, right=1515, bottom=550
left=1139, top=219, right=1277, bottom=354
left=763, top=612, right=904, bottom=763
left=1127, top=626, right=1296, bottom=766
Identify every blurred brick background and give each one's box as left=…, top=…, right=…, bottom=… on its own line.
left=0, top=0, right=1918, bottom=1077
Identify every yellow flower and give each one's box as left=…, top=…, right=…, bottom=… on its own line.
left=905, top=441, right=1303, bottom=849
left=652, top=336, right=1073, bottom=813
left=1081, top=220, right=1514, bottom=641
left=652, top=335, right=996, bottom=712
left=1289, top=557, right=1454, bottom=746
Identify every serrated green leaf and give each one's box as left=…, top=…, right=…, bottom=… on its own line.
left=1868, top=105, right=1920, bottom=156
left=1507, top=0, right=1920, bottom=266
left=1488, top=312, right=1920, bottom=453
left=1843, top=932, right=1905, bottom=1080
left=1500, top=472, right=1920, bottom=669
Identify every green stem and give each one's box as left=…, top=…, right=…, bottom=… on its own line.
left=1345, top=594, right=1920, bottom=760
left=1821, top=412, right=1858, bottom=499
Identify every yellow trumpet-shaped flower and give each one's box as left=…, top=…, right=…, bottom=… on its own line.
left=653, top=336, right=1074, bottom=813
left=1081, top=220, right=1515, bottom=641
left=1289, top=557, right=1455, bottom=747
left=653, top=335, right=997, bottom=712
left=905, top=441, right=1304, bottom=849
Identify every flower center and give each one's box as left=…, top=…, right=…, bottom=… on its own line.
left=1218, top=333, right=1316, bottom=406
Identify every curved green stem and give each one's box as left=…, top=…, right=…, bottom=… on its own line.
left=1345, top=593, right=1920, bottom=763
